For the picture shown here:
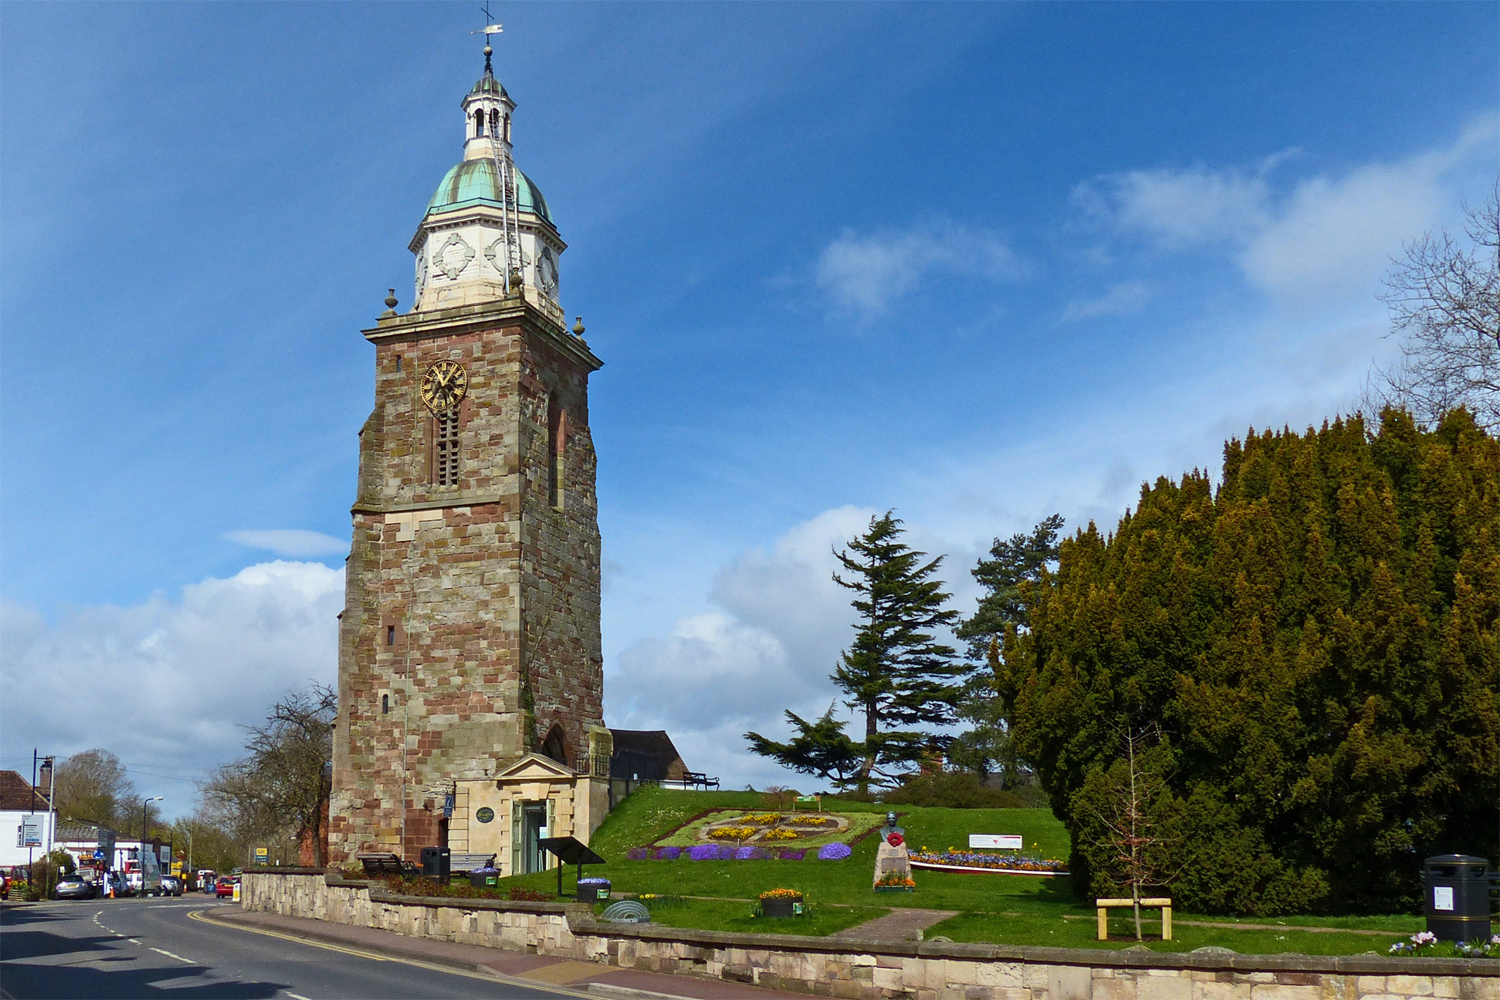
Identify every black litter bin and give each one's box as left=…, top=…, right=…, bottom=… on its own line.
left=1421, top=854, right=1492, bottom=941
left=420, top=846, right=451, bottom=881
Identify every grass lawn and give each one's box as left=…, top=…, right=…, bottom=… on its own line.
left=597, top=896, right=889, bottom=937
left=493, top=787, right=1437, bottom=955
left=927, top=911, right=1405, bottom=955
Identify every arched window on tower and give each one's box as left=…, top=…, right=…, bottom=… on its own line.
left=503, top=113, right=511, bottom=143
left=490, top=109, right=501, bottom=139
left=435, top=409, right=461, bottom=486
left=473, top=109, right=486, bottom=137
left=540, top=724, right=568, bottom=766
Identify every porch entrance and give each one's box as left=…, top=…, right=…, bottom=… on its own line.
left=521, top=802, right=549, bottom=874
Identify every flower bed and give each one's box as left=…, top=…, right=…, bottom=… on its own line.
left=624, top=841, right=850, bottom=861
left=1388, top=932, right=1500, bottom=958
left=652, top=808, right=883, bottom=849
left=908, top=848, right=1068, bottom=876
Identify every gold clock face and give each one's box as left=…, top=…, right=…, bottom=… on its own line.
left=421, top=360, right=468, bottom=412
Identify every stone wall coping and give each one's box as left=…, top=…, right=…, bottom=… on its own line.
left=323, top=872, right=582, bottom=916
left=247, top=871, right=1498, bottom=978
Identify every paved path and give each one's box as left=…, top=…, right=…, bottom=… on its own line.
left=829, top=907, right=958, bottom=942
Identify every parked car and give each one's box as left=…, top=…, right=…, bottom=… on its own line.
left=53, top=875, right=98, bottom=901
left=214, top=876, right=239, bottom=898
left=159, top=875, right=183, bottom=896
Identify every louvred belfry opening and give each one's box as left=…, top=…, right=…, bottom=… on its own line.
left=435, top=409, right=460, bottom=485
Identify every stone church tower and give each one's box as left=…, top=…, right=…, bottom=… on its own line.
left=329, top=46, right=611, bottom=871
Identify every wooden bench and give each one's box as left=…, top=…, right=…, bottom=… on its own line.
left=356, top=852, right=419, bottom=878
left=449, top=852, right=496, bottom=874
left=1096, top=897, right=1172, bottom=940
left=682, top=771, right=720, bottom=790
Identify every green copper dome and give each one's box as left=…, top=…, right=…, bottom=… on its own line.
left=425, top=159, right=552, bottom=224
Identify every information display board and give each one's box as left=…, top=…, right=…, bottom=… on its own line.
left=968, top=834, right=1023, bottom=850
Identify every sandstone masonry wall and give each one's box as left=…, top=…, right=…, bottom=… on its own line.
left=330, top=296, right=604, bottom=863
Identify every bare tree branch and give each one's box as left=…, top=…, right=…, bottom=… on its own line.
left=1373, top=181, right=1500, bottom=430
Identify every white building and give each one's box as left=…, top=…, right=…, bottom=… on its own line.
left=0, top=770, right=57, bottom=870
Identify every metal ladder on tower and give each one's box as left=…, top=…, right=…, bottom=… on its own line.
left=488, top=120, right=522, bottom=293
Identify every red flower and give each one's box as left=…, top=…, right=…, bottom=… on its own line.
left=886, top=832, right=904, bottom=847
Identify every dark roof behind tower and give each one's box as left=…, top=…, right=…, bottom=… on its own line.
left=0, top=770, right=36, bottom=810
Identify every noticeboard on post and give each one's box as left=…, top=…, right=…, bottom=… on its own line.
left=968, top=834, right=1023, bottom=850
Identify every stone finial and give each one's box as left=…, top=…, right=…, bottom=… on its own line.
left=381, top=288, right=399, bottom=318
left=572, top=316, right=585, bottom=337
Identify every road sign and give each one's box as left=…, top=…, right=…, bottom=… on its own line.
left=93, top=849, right=105, bottom=860
left=254, top=847, right=269, bottom=863
left=21, top=817, right=42, bottom=848
left=969, top=834, right=1023, bottom=850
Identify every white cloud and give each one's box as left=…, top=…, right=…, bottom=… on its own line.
left=1075, top=163, right=1272, bottom=248
left=0, top=561, right=342, bottom=815
left=1060, top=280, right=1152, bottom=323
left=813, top=220, right=1025, bottom=322
left=1074, top=115, right=1498, bottom=310
left=225, top=529, right=349, bottom=557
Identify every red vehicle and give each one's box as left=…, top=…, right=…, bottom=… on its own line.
left=214, top=875, right=239, bottom=898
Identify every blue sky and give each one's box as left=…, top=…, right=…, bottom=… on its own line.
left=2, top=2, right=1495, bottom=815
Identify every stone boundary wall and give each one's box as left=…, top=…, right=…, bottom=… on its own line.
left=241, top=871, right=1499, bottom=1000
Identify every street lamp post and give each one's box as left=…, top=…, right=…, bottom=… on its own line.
left=140, top=797, right=163, bottom=897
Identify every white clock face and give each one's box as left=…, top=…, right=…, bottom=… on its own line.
left=537, top=246, right=558, bottom=299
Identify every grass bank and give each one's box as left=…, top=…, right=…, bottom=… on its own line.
left=491, top=787, right=1442, bottom=955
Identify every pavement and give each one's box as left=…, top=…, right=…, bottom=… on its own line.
left=829, top=908, right=957, bottom=942
left=201, top=906, right=815, bottom=1000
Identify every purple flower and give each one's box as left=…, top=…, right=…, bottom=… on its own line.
left=734, top=846, right=755, bottom=860
left=626, top=848, right=649, bottom=861
left=817, top=843, right=852, bottom=860
left=777, top=849, right=806, bottom=860
left=688, top=844, right=721, bottom=861
left=655, top=846, right=681, bottom=860
left=578, top=877, right=610, bottom=886
left=749, top=847, right=774, bottom=860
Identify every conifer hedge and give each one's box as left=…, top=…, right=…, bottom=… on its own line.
left=1003, top=410, right=1499, bottom=915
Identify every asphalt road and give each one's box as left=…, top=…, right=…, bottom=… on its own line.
left=0, top=896, right=577, bottom=999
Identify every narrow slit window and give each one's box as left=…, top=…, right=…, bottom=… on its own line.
left=435, top=409, right=461, bottom=485
left=381, top=694, right=390, bottom=715
left=386, top=625, right=396, bottom=646
left=395, top=355, right=402, bottom=373
left=547, top=401, right=565, bottom=509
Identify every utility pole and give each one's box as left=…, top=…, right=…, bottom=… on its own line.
left=139, top=796, right=162, bottom=897
left=40, top=757, right=55, bottom=897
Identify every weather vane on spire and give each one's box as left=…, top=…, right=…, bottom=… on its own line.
left=471, top=3, right=504, bottom=74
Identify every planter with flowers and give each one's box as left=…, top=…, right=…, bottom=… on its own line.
left=874, top=871, right=916, bottom=893
left=759, top=887, right=805, bottom=918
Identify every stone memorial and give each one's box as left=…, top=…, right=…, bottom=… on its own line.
left=873, top=811, right=911, bottom=887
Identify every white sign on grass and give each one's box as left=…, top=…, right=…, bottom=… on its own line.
left=969, top=834, right=1023, bottom=850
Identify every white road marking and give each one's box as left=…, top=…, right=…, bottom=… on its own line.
left=284, top=993, right=316, bottom=1000
left=150, top=946, right=196, bottom=964
left=128, top=938, right=142, bottom=944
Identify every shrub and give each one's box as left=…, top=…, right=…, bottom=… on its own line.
left=817, top=843, right=852, bottom=860
left=654, top=846, right=681, bottom=860
left=777, top=849, right=807, bottom=860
